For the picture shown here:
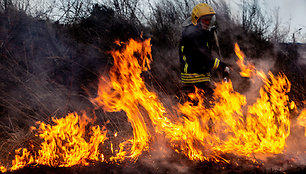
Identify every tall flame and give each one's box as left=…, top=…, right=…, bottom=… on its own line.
left=92, top=39, right=152, bottom=161
left=1, top=39, right=304, bottom=172
left=92, top=39, right=293, bottom=162
left=234, top=43, right=256, bottom=77
left=92, top=39, right=179, bottom=161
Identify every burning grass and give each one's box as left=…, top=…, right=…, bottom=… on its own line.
left=0, top=38, right=305, bottom=173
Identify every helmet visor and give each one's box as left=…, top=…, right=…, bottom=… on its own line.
left=199, top=15, right=216, bottom=30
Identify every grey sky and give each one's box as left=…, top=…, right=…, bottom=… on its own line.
left=227, top=0, right=306, bottom=42
left=258, top=0, right=306, bottom=42
left=271, top=0, right=306, bottom=28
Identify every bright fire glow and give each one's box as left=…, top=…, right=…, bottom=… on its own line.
left=33, top=112, right=107, bottom=167
left=1, top=39, right=304, bottom=172
left=93, top=39, right=293, bottom=162
left=92, top=38, right=179, bottom=162
left=234, top=43, right=256, bottom=77
left=170, top=72, right=291, bottom=161
left=0, top=164, right=7, bottom=173
left=4, top=112, right=107, bottom=171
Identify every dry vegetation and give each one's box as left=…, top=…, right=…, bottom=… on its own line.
left=0, top=0, right=305, bottom=173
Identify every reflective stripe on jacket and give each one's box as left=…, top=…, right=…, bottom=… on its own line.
left=179, top=24, right=220, bottom=84
left=180, top=44, right=220, bottom=83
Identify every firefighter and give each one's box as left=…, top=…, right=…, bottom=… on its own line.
left=179, top=3, right=229, bottom=99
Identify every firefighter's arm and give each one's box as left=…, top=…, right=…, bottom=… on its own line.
left=197, top=45, right=220, bottom=71
left=208, top=51, right=230, bottom=81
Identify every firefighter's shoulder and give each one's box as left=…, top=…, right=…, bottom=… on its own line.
left=182, top=25, right=202, bottom=40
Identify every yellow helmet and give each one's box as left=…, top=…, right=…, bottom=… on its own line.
left=191, top=3, right=216, bottom=25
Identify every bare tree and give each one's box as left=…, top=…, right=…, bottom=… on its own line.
left=0, top=0, right=33, bottom=14
left=104, top=0, right=141, bottom=24
left=54, top=0, right=95, bottom=23
left=0, top=0, right=12, bottom=12
left=241, top=0, right=271, bottom=39
left=268, top=7, right=290, bottom=43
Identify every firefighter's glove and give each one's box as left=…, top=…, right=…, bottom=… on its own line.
left=222, top=66, right=230, bottom=82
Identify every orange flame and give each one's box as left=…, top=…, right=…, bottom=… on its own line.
left=4, top=112, right=108, bottom=171
left=92, top=39, right=293, bottom=162
left=92, top=38, right=179, bottom=162
left=234, top=43, right=256, bottom=77
left=172, top=73, right=291, bottom=161
left=33, top=112, right=107, bottom=167
left=10, top=148, right=34, bottom=171
left=93, top=39, right=152, bottom=161
left=0, top=164, right=7, bottom=173
left=2, top=39, right=303, bottom=172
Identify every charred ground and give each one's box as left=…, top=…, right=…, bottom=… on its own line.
left=5, top=156, right=306, bottom=174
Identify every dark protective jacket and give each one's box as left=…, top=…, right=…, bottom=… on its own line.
left=179, top=24, right=222, bottom=83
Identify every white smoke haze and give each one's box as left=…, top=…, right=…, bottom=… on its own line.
left=232, top=57, right=274, bottom=106
left=140, top=135, right=190, bottom=174
left=285, top=118, right=306, bottom=163
left=298, top=44, right=306, bottom=65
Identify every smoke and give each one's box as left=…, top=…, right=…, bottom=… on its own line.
left=297, top=44, right=306, bottom=65
left=284, top=118, right=306, bottom=164
left=244, top=57, right=276, bottom=105
left=0, top=10, right=108, bottom=164
left=0, top=3, right=305, bottom=173
left=139, top=135, right=190, bottom=174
